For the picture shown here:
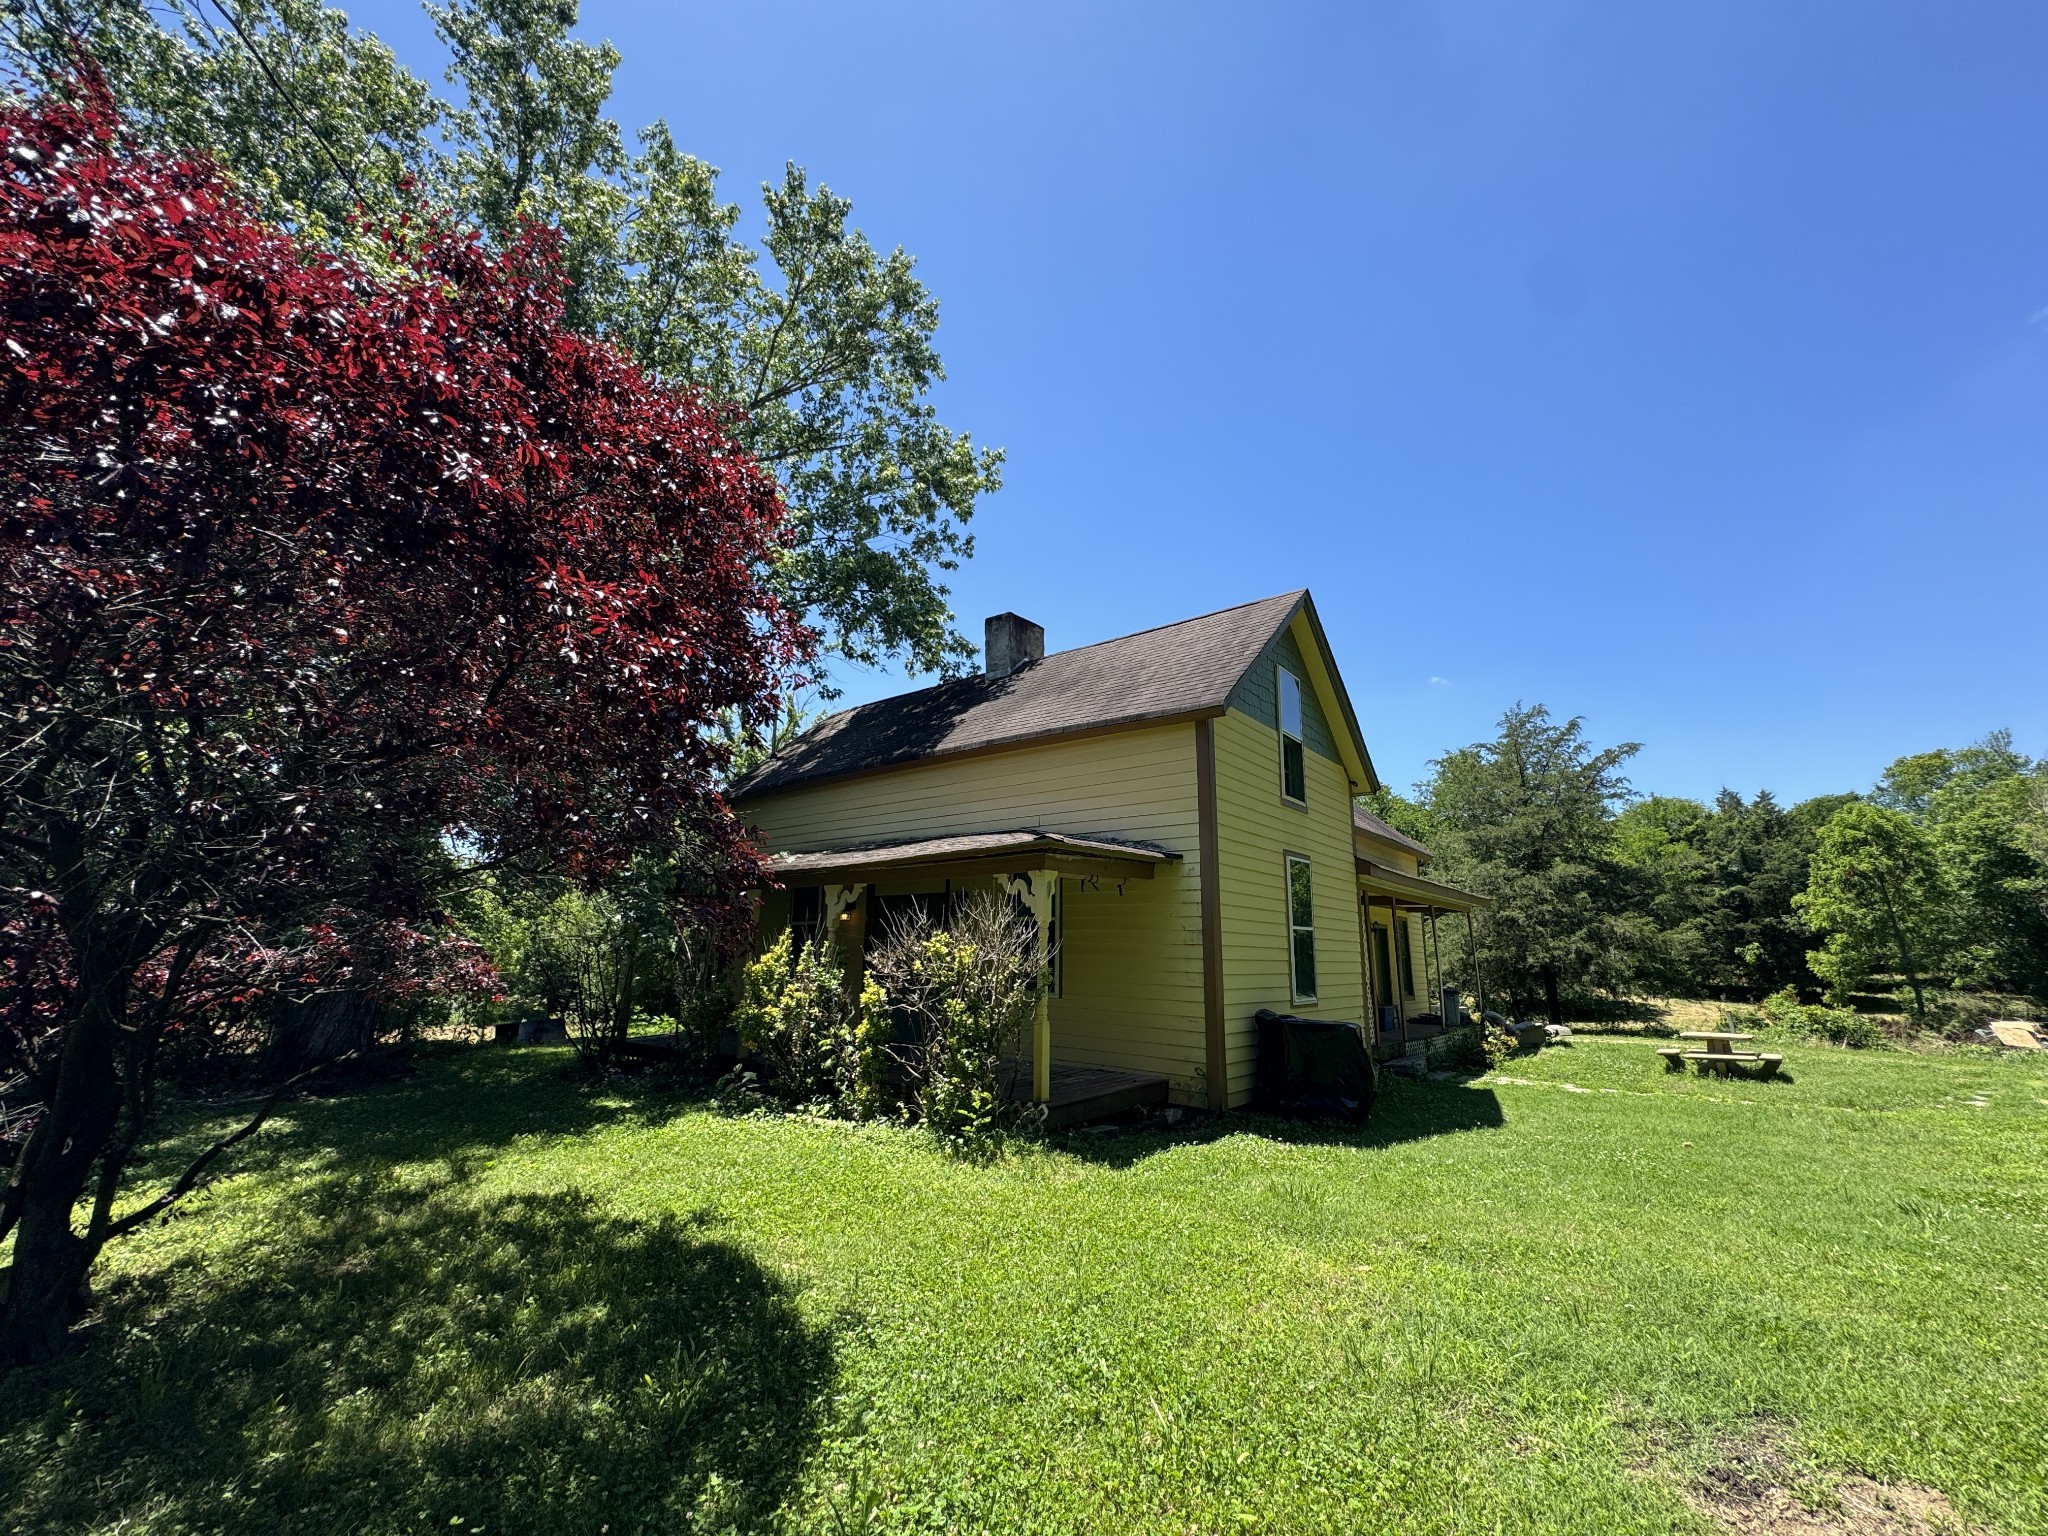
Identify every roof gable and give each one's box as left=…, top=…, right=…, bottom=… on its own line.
left=732, top=592, right=1307, bottom=799
left=1287, top=597, right=1377, bottom=792
left=1224, top=594, right=1377, bottom=793
left=1227, top=619, right=1341, bottom=764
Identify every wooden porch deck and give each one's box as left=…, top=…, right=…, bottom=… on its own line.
left=1006, top=1061, right=1171, bottom=1129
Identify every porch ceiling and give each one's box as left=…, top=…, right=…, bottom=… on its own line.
left=1357, top=858, right=1489, bottom=913
left=767, top=829, right=1179, bottom=885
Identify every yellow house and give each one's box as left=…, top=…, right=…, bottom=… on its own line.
left=731, top=591, right=1485, bottom=1117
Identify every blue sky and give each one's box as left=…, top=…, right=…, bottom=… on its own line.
left=349, top=0, right=2047, bottom=804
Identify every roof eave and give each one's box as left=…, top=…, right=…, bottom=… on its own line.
left=730, top=704, right=1229, bottom=804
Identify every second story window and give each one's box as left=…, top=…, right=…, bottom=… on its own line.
left=1278, top=666, right=1307, bottom=803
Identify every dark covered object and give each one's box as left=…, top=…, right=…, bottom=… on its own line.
left=1253, top=1010, right=1378, bottom=1122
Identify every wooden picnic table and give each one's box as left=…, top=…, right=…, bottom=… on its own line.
left=1659, top=1031, right=1782, bottom=1078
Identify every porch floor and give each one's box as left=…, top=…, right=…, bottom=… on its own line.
left=1007, top=1061, right=1171, bottom=1129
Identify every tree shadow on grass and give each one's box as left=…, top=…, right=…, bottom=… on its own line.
left=0, top=1166, right=836, bottom=1536
left=127, top=1042, right=708, bottom=1197
left=1056, top=1075, right=1506, bottom=1169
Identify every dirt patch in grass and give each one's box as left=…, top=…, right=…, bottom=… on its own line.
left=1683, top=1431, right=1983, bottom=1536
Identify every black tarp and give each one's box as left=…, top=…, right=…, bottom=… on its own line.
left=1252, top=1010, right=1378, bottom=1123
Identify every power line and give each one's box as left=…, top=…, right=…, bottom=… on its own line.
left=190, top=0, right=370, bottom=209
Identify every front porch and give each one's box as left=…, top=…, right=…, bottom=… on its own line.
left=1357, top=858, right=1490, bottom=1064
left=766, top=828, right=1183, bottom=1109
left=1004, top=1060, right=1171, bottom=1128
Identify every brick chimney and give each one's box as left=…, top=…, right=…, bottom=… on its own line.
left=984, top=612, right=1044, bottom=679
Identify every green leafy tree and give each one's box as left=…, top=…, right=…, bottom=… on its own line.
left=1872, top=733, right=2048, bottom=999
left=1611, top=796, right=1708, bottom=868
left=1873, top=732, right=2031, bottom=819
left=2, top=0, right=440, bottom=242
left=1417, top=705, right=1653, bottom=1024
left=426, top=0, right=1001, bottom=678
left=1934, top=774, right=2048, bottom=996
left=1623, top=790, right=1829, bottom=1000
left=1609, top=797, right=1712, bottom=992
left=1796, top=803, right=1953, bottom=1019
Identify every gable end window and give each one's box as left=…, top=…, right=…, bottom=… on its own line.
left=1278, top=666, right=1307, bottom=803
left=1286, top=854, right=1317, bottom=1002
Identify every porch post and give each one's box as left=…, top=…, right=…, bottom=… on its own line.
left=1016, top=868, right=1057, bottom=1104
left=1465, top=908, right=1485, bottom=1016
left=1427, top=910, right=1442, bottom=1009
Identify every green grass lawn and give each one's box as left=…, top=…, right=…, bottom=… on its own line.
left=3, top=1035, right=2045, bottom=1535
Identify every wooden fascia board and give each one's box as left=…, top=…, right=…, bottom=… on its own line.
left=1356, top=859, right=1489, bottom=911
left=731, top=706, right=1227, bottom=806
left=767, top=851, right=1164, bottom=887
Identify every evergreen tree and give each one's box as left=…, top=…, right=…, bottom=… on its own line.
left=1417, top=705, right=1653, bottom=1023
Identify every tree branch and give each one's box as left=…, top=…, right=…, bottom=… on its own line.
left=101, top=1049, right=360, bottom=1242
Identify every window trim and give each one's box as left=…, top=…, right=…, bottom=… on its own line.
left=1277, top=664, right=1307, bottom=806
left=1284, top=852, right=1317, bottom=1004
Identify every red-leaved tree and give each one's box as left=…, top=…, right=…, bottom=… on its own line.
left=0, top=77, right=808, bottom=1365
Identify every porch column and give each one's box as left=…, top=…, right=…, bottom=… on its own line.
left=1011, top=869, right=1058, bottom=1103
left=1465, top=908, right=1486, bottom=1016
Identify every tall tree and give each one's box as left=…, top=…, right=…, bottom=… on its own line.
left=1796, top=804, right=1952, bottom=1018
left=1874, top=733, right=2048, bottom=999
left=1418, top=705, right=1652, bottom=1023
left=0, top=82, right=804, bottom=1364
left=1685, top=790, right=1824, bottom=998
left=426, top=0, right=1001, bottom=678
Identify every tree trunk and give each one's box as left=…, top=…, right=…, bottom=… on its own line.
left=1877, top=878, right=1928, bottom=1020
left=1541, top=965, right=1563, bottom=1027
left=0, top=1174, right=96, bottom=1367
left=0, top=990, right=120, bottom=1368
left=268, top=989, right=380, bottom=1078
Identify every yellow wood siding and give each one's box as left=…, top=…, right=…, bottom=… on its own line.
left=1210, top=708, right=1367, bottom=1106
left=1354, top=832, right=1422, bottom=875
left=739, top=725, right=1210, bottom=1097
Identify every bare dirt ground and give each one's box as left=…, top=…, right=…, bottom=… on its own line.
left=1654, top=1424, right=1988, bottom=1536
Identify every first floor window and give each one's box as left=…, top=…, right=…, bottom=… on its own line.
left=1286, top=854, right=1317, bottom=1001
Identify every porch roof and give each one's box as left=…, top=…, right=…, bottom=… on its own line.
left=1357, top=858, right=1489, bottom=913
left=767, top=829, right=1180, bottom=884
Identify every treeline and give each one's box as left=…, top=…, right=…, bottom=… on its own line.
left=1373, top=708, right=2048, bottom=1028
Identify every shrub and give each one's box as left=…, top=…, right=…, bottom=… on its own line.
left=733, top=933, right=890, bottom=1114
left=1924, top=990, right=2048, bottom=1041
left=1757, top=987, right=1887, bottom=1050
left=1432, top=1020, right=1516, bottom=1074
left=867, top=894, right=1045, bottom=1148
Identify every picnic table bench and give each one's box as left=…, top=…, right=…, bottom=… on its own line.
left=1657, top=1031, right=1782, bottom=1078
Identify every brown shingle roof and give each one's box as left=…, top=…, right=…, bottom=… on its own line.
left=1352, top=804, right=1435, bottom=862
left=733, top=591, right=1306, bottom=798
